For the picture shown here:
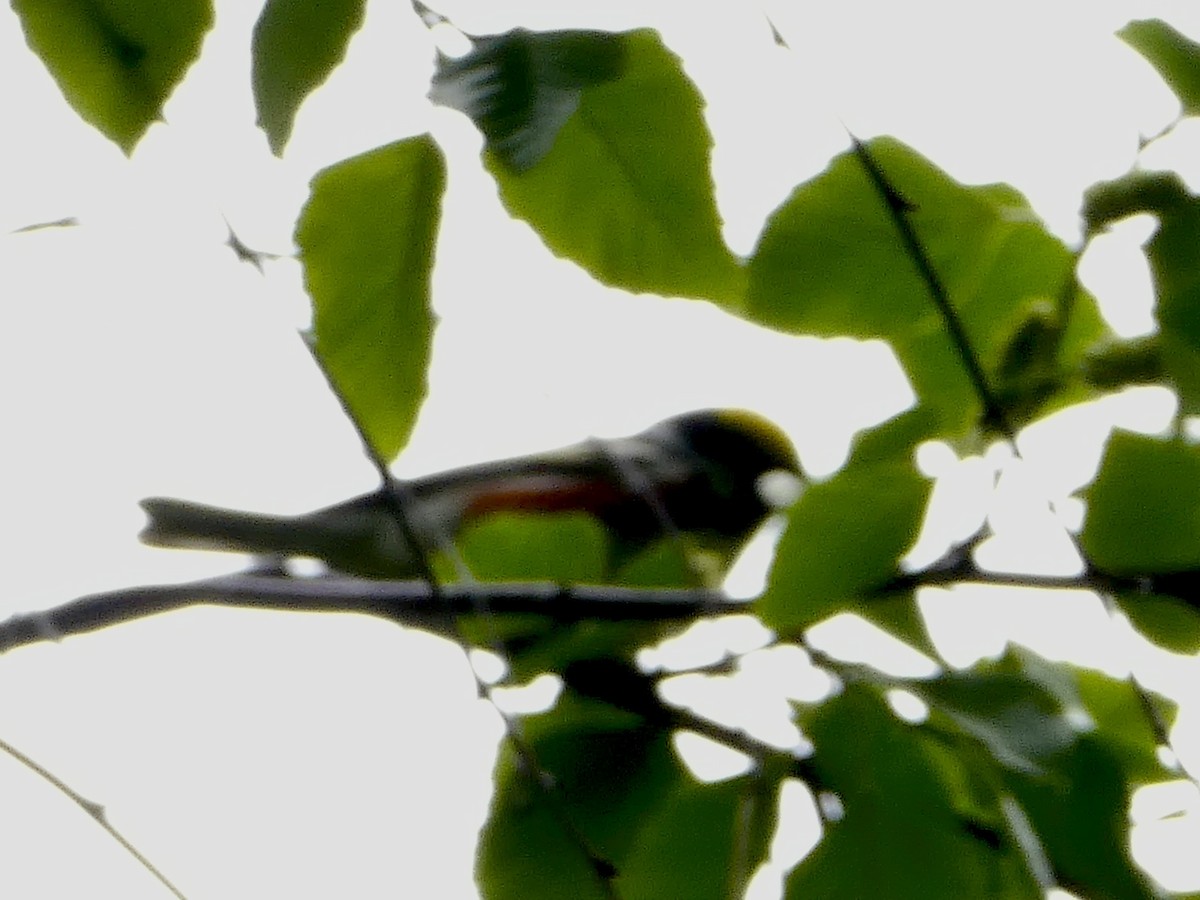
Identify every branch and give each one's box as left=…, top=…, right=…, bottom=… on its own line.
left=562, top=658, right=824, bottom=786
left=884, top=554, right=1118, bottom=596
left=0, top=736, right=189, bottom=899
left=0, top=574, right=732, bottom=655
left=9, top=560, right=1176, bottom=659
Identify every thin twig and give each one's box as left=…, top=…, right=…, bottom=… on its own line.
left=562, top=659, right=822, bottom=785
left=0, top=736, right=189, bottom=900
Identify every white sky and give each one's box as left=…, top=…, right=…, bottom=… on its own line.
left=2, top=0, right=1200, bottom=897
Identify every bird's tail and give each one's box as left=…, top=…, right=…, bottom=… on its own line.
left=139, top=498, right=306, bottom=556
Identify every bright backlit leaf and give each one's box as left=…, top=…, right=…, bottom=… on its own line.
left=296, top=135, right=445, bottom=462
left=1120, top=19, right=1200, bottom=116
left=757, top=459, right=931, bottom=633
left=471, top=29, right=743, bottom=304
left=1082, top=430, right=1200, bottom=574
left=746, top=139, right=1106, bottom=436
left=12, top=0, right=212, bottom=152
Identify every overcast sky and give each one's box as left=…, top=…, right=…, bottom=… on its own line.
left=2, top=1, right=1200, bottom=897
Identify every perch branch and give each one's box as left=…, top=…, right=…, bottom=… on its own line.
left=0, top=574, right=732, bottom=656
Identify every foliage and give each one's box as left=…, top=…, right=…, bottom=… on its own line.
left=11, top=0, right=211, bottom=152
left=10, top=3, right=1200, bottom=899
left=296, top=135, right=444, bottom=460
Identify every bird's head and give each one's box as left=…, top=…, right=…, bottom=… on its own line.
left=616, top=408, right=802, bottom=553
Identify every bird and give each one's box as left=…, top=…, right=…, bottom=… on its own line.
left=139, top=409, right=801, bottom=585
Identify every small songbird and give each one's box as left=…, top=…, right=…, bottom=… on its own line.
left=139, top=409, right=801, bottom=583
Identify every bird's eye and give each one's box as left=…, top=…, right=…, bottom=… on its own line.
left=756, top=469, right=803, bottom=509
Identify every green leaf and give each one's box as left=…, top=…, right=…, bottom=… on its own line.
left=915, top=668, right=1077, bottom=775
left=1119, top=19, right=1200, bottom=116
left=454, top=514, right=689, bottom=680
left=1082, top=169, right=1183, bottom=232
left=296, top=135, right=445, bottom=462
left=459, top=512, right=610, bottom=584
left=1115, top=591, right=1200, bottom=654
left=612, top=539, right=703, bottom=589
left=1004, top=737, right=1160, bottom=900
left=478, top=696, right=652, bottom=900
left=1138, top=569, right=1200, bottom=653
left=991, top=295, right=1102, bottom=424
left=1071, top=665, right=1174, bottom=783
left=791, top=654, right=1169, bottom=899
left=855, top=591, right=938, bottom=658
left=619, top=776, right=777, bottom=899
left=969, top=648, right=1172, bottom=786
left=896, top=650, right=1163, bottom=828
left=476, top=29, right=743, bottom=304
left=1082, top=335, right=1165, bottom=390
left=843, top=406, right=942, bottom=471
left=478, top=691, right=776, bottom=900
left=788, top=685, right=1041, bottom=899
left=251, top=0, right=367, bottom=154
left=1081, top=430, right=1200, bottom=574
left=746, top=139, right=1101, bottom=436
left=12, top=0, right=212, bottom=153
left=1083, top=171, right=1200, bottom=411
left=756, top=459, right=931, bottom=633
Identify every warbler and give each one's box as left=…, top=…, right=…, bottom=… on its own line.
left=139, top=409, right=801, bottom=583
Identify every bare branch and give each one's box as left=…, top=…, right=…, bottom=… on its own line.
left=0, top=574, right=734, bottom=655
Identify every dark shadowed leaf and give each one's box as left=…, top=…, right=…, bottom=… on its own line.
left=296, top=135, right=445, bottom=462
left=788, top=685, right=1041, bottom=899
left=431, top=28, right=626, bottom=172
left=1071, top=666, right=1175, bottom=784
left=961, top=648, right=1172, bottom=785
left=1082, top=335, right=1165, bottom=391
left=12, top=0, right=212, bottom=152
left=251, top=0, right=367, bottom=154
left=1005, top=737, right=1160, bottom=900
left=903, top=646, right=1173, bottom=785
left=916, top=668, right=1077, bottom=775
left=479, top=691, right=776, bottom=900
